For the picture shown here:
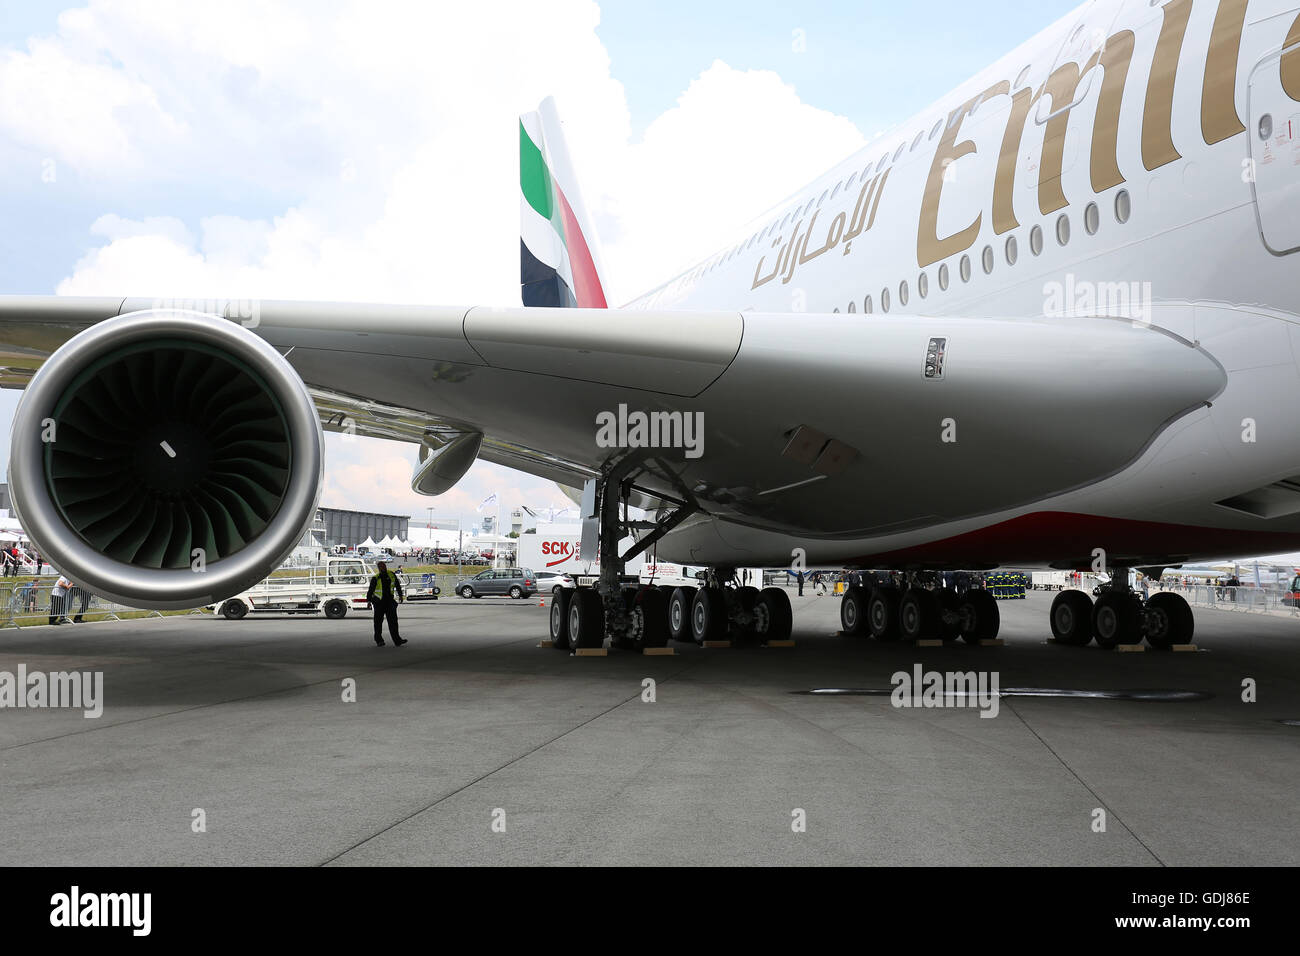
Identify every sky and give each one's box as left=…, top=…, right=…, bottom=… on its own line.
left=0, top=0, right=1088, bottom=534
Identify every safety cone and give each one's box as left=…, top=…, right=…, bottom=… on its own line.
left=538, top=597, right=546, bottom=607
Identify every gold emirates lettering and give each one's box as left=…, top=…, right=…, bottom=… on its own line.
left=917, top=0, right=1276, bottom=269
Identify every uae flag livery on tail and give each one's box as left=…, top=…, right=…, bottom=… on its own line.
left=519, top=98, right=608, bottom=309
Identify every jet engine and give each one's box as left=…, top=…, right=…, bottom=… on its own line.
left=7, top=310, right=323, bottom=609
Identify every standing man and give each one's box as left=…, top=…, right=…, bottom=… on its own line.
left=366, top=560, right=406, bottom=646
left=69, top=584, right=94, bottom=623
left=49, top=573, right=72, bottom=625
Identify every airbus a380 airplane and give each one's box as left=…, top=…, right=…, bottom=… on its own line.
left=1, top=0, right=1298, bottom=654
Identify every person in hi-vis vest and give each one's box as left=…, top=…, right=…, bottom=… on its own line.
left=366, top=561, right=406, bottom=646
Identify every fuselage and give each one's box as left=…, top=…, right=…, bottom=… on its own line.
left=638, top=0, right=1300, bottom=569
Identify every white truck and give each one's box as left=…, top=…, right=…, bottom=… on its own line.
left=214, top=556, right=379, bottom=620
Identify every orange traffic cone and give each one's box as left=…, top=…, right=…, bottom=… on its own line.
left=538, top=597, right=546, bottom=607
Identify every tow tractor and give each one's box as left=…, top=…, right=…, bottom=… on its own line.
left=213, top=556, right=379, bottom=620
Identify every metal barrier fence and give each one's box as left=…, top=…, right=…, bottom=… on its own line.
left=1153, top=583, right=1299, bottom=616
left=0, top=580, right=168, bottom=628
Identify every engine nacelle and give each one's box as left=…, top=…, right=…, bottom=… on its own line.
left=8, top=310, right=323, bottom=609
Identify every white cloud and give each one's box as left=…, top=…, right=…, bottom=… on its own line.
left=1, top=0, right=867, bottom=520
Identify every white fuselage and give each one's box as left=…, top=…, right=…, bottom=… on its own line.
left=628, top=0, right=1300, bottom=569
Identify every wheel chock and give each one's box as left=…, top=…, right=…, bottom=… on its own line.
left=643, top=647, right=676, bottom=656
left=537, top=640, right=554, bottom=648
left=702, top=640, right=732, bottom=648
left=574, top=647, right=608, bottom=657
left=1115, top=643, right=1146, bottom=652
left=762, top=640, right=795, bottom=648
left=915, top=639, right=943, bottom=647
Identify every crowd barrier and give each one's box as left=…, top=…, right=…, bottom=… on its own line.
left=1153, top=583, right=1298, bottom=616
left=0, top=579, right=169, bottom=628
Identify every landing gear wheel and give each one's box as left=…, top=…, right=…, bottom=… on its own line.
left=937, top=587, right=962, bottom=641
left=1050, top=590, right=1093, bottom=646
left=957, top=589, right=999, bottom=643
left=323, top=598, right=348, bottom=619
left=868, top=586, right=901, bottom=641
left=899, top=589, right=941, bottom=641
left=840, top=585, right=869, bottom=636
left=625, top=587, right=669, bottom=650
left=735, top=586, right=761, bottom=639
left=691, top=588, right=727, bottom=644
left=668, top=587, right=696, bottom=643
left=568, top=587, right=605, bottom=649
left=221, top=599, right=247, bottom=620
left=1143, top=592, right=1193, bottom=649
left=549, top=587, right=572, bottom=649
left=1093, top=592, right=1142, bottom=649
left=755, top=587, right=792, bottom=641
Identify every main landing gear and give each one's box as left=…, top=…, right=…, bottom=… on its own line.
left=839, top=574, right=1000, bottom=643
left=546, top=460, right=796, bottom=652
left=1048, top=570, right=1193, bottom=649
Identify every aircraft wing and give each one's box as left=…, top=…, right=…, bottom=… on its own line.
left=0, top=295, right=1226, bottom=540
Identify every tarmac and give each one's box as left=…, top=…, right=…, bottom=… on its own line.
left=0, top=588, right=1296, bottom=866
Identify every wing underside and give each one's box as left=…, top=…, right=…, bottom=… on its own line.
left=0, top=295, right=1227, bottom=545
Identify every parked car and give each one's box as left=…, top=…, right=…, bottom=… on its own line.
left=456, top=567, right=537, bottom=599
left=534, top=571, right=574, bottom=595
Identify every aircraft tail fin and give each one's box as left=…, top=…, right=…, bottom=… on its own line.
left=519, top=97, right=608, bottom=308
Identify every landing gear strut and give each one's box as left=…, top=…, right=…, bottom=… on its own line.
left=559, top=457, right=698, bottom=650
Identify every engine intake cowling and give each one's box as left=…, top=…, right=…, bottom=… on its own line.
left=8, top=310, right=323, bottom=609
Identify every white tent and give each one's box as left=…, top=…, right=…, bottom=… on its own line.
left=405, top=527, right=463, bottom=549
left=378, top=535, right=398, bottom=550
left=359, top=536, right=378, bottom=549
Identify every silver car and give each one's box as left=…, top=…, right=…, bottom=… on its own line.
left=534, top=571, right=574, bottom=595
left=457, top=567, right=538, bottom=599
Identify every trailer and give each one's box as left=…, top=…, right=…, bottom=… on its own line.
left=1030, top=571, right=1069, bottom=591
left=518, top=528, right=646, bottom=578
left=212, top=557, right=379, bottom=620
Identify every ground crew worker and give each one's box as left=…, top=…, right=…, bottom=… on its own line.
left=366, top=560, right=407, bottom=646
